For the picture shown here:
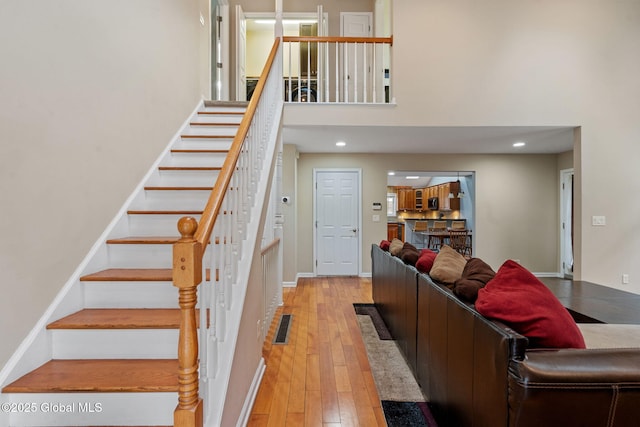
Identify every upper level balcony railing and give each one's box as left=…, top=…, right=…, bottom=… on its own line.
left=282, top=36, right=393, bottom=104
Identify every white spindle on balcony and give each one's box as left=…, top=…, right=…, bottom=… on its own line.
left=283, top=36, right=393, bottom=104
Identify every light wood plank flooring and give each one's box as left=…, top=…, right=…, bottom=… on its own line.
left=248, top=277, right=386, bottom=427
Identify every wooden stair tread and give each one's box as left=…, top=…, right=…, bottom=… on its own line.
left=197, top=111, right=245, bottom=116
left=158, top=166, right=221, bottom=171
left=189, top=122, right=239, bottom=126
left=180, top=134, right=233, bottom=139
left=106, top=236, right=179, bottom=244
left=126, top=209, right=203, bottom=215
left=2, top=359, right=178, bottom=393
left=47, top=308, right=182, bottom=329
left=170, top=149, right=228, bottom=153
left=80, top=268, right=211, bottom=282
left=81, top=268, right=173, bottom=281
left=143, top=186, right=214, bottom=191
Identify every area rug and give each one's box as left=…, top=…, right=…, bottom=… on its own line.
left=354, top=304, right=438, bottom=427
left=353, top=303, right=392, bottom=340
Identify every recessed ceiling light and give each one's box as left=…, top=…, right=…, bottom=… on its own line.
left=513, top=141, right=526, bottom=148
left=388, top=171, right=395, bottom=176
left=406, top=176, right=419, bottom=180
left=336, top=141, right=346, bottom=147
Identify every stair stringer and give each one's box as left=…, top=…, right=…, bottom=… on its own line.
left=200, top=106, right=283, bottom=427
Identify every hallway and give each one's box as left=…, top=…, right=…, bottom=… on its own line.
left=248, top=277, right=386, bottom=426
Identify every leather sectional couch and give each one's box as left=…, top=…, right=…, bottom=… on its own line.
left=371, top=244, right=640, bottom=427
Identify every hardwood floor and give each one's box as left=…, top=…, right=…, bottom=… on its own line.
left=248, top=277, right=387, bottom=427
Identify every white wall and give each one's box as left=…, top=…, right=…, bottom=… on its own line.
left=0, top=0, right=209, bottom=368
left=292, top=152, right=560, bottom=276
left=393, top=1, right=640, bottom=293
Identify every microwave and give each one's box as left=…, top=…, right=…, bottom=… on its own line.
left=427, top=197, right=439, bottom=210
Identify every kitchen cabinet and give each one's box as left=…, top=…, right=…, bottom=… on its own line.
left=448, top=181, right=461, bottom=211
left=436, top=181, right=461, bottom=211
left=414, top=188, right=424, bottom=211
left=387, top=223, right=402, bottom=241
left=397, top=188, right=415, bottom=211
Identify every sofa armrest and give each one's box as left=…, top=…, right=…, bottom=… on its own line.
left=511, top=348, right=640, bottom=383
left=508, top=348, right=640, bottom=427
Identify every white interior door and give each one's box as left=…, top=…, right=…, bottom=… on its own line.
left=235, top=5, right=247, bottom=102
left=314, top=170, right=361, bottom=276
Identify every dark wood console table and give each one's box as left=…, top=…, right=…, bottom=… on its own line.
left=540, top=278, right=640, bottom=324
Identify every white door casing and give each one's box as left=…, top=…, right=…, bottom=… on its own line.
left=314, top=169, right=361, bottom=276
left=560, top=169, right=574, bottom=277
left=235, top=5, right=246, bottom=102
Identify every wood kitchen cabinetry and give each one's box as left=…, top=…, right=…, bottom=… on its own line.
left=387, top=223, right=402, bottom=241
left=394, top=181, right=461, bottom=212
left=397, top=187, right=415, bottom=211
left=440, top=181, right=460, bottom=211
left=414, top=188, right=424, bottom=211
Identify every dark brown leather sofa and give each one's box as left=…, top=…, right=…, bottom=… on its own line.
left=371, top=244, right=640, bottom=427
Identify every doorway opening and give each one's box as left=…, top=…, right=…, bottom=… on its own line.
left=560, top=169, right=574, bottom=278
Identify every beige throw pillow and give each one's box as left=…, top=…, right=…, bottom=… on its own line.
left=429, top=245, right=467, bottom=284
left=389, top=238, right=404, bottom=257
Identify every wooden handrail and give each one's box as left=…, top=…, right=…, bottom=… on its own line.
left=193, top=38, right=281, bottom=248
left=172, top=38, right=281, bottom=427
left=283, top=35, right=393, bottom=46
left=260, top=238, right=280, bottom=256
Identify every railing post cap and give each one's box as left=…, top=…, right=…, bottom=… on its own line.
left=178, top=217, right=198, bottom=239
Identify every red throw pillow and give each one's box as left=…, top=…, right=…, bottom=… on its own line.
left=380, top=240, right=391, bottom=251
left=416, top=249, right=437, bottom=274
left=476, top=260, right=586, bottom=349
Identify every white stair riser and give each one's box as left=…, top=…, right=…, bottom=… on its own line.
left=130, top=191, right=209, bottom=211
left=106, top=245, right=173, bottom=268
left=146, top=170, right=220, bottom=187
left=3, top=392, right=175, bottom=426
left=177, top=138, right=234, bottom=150
left=127, top=214, right=203, bottom=236
left=105, top=244, right=212, bottom=268
left=181, top=125, right=239, bottom=136
left=84, top=282, right=178, bottom=308
left=163, top=153, right=227, bottom=167
left=190, top=115, right=243, bottom=124
left=202, top=106, right=246, bottom=114
left=51, top=330, right=178, bottom=359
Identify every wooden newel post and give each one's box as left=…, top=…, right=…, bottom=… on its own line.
left=173, top=217, right=204, bottom=427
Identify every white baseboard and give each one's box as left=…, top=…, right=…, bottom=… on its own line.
left=236, top=358, right=266, bottom=427
left=534, top=272, right=563, bottom=278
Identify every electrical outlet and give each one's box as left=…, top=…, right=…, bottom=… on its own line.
left=622, top=274, right=629, bottom=284
left=592, top=215, right=606, bottom=226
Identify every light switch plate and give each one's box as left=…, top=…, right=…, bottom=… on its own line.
left=592, top=215, right=606, bottom=226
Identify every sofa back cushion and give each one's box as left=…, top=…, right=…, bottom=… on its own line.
left=476, top=260, right=586, bottom=349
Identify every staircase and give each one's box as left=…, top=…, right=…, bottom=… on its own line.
left=0, top=103, right=247, bottom=427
